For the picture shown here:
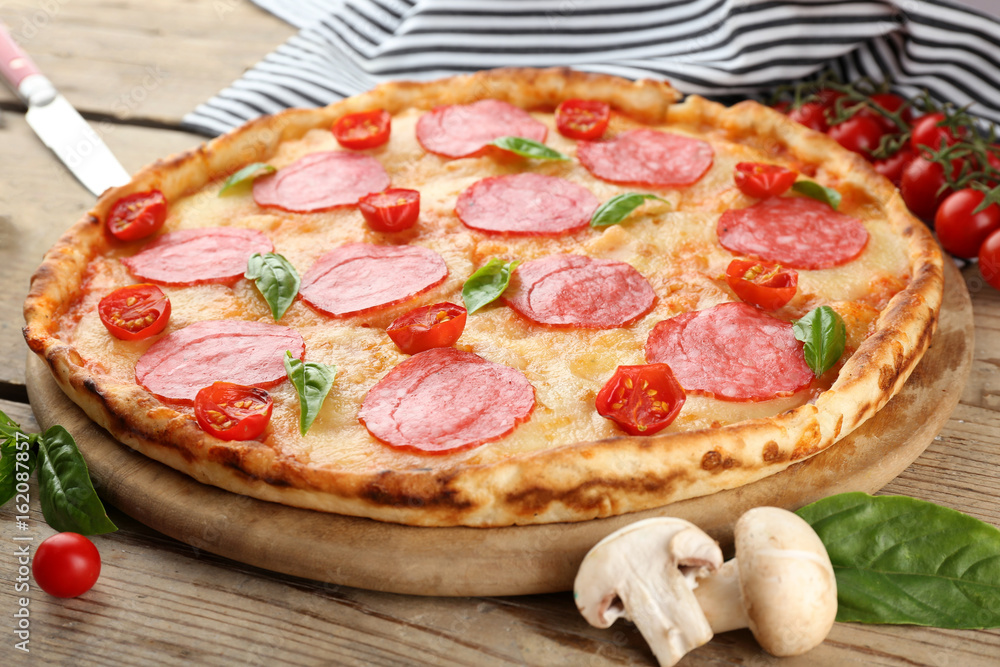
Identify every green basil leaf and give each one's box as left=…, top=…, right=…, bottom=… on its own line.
left=797, top=492, right=1000, bottom=628
left=462, top=258, right=521, bottom=315
left=219, top=163, right=276, bottom=196
left=36, top=425, right=117, bottom=535
left=793, top=305, right=846, bottom=376
left=490, top=136, right=569, bottom=161
left=0, top=411, right=35, bottom=507
left=791, top=180, right=843, bottom=210
left=590, top=193, right=669, bottom=227
left=246, top=253, right=301, bottom=321
left=284, top=352, right=337, bottom=436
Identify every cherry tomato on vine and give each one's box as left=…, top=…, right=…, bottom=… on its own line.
left=788, top=102, right=829, bottom=133
left=106, top=190, right=167, bottom=242
left=555, top=99, right=611, bottom=140
left=386, top=302, right=467, bottom=355
left=910, top=112, right=962, bottom=153
left=725, top=259, right=798, bottom=310
left=733, top=162, right=797, bottom=198
left=934, top=189, right=1000, bottom=259
left=828, top=115, right=886, bottom=158
left=862, top=92, right=910, bottom=132
left=98, top=283, right=171, bottom=341
left=900, top=155, right=959, bottom=222
left=873, top=147, right=916, bottom=187
left=358, top=188, right=420, bottom=232
left=814, top=88, right=845, bottom=110
left=596, top=364, right=686, bottom=436
left=979, top=228, right=1000, bottom=291
left=194, top=382, right=273, bottom=441
left=32, top=533, right=101, bottom=598
left=332, top=109, right=391, bottom=150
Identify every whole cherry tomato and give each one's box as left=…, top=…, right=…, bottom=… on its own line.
left=386, top=302, right=467, bottom=354
left=98, top=284, right=171, bottom=341
left=979, top=228, right=1000, bottom=290
left=194, top=382, right=273, bottom=441
left=860, top=92, right=911, bottom=132
left=596, top=364, right=686, bottom=436
left=873, top=147, right=916, bottom=187
left=32, top=533, right=101, bottom=598
left=934, top=189, right=1000, bottom=259
left=555, top=99, right=611, bottom=140
left=788, top=102, right=828, bottom=133
left=910, top=112, right=962, bottom=153
left=725, top=259, right=798, bottom=310
left=814, top=88, right=845, bottom=110
left=332, top=109, right=391, bottom=150
left=733, top=162, right=797, bottom=199
left=358, top=188, right=420, bottom=232
left=106, top=190, right=167, bottom=242
left=827, top=115, right=886, bottom=158
left=900, top=155, right=958, bottom=222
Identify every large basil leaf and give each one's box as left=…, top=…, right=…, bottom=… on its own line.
left=0, top=411, right=34, bottom=507
left=797, top=493, right=1000, bottom=628
left=462, top=258, right=521, bottom=314
left=284, top=352, right=337, bottom=436
left=791, top=180, right=842, bottom=210
left=219, top=162, right=275, bottom=196
left=490, top=136, right=569, bottom=161
left=590, top=193, right=669, bottom=228
left=36, top=426, right=117, bottom=535
left=793, top=305, right=846, bottom=376
left=246, top=252, right=300, bottom=320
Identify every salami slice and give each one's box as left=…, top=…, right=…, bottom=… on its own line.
left=135, top=320, right=305, bottom=404
left=456, top=174, right=599, bottom=236
left=122, top=228, right=273, bottom=286
left=252, top=151, right=390, bottom=212
left=299, top=243, right=448, bottom=317
left=577, top=129, right=714, bottom=187
left=359, top=347, right=535, bottom=453
left=644, top=302, right=813, bottom=401
left=416, top=99, right=548, bottom=159
left=504, top=254, right=655, bottom=328
left=717, top=196, right=869, bottom=270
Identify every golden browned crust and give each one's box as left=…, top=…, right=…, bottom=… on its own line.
left=23, top=68, right=942, bottom=526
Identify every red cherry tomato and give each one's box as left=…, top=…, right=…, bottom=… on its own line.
left=827, top=116, right=886, bottom=158
left=788, top=102, right=829, bottom=133
left=772, top=100, right=792, bottom=114
left=194, top=382, right=273, bottom=441
left=900, top=155, right=958, bottom=222
left=98, top=284, right=171, bottom=341
left=733, top=162, right=797, bottom=199
left=358, top=188, right=420, bottom=232
left=910, top=112, right=962, bottom=153
left=725, top=259, right=798, bottom=310
left=386, top=302, right=467, bottom=355
left=32, top=533, right=101, bottom=598
left=873, top=147, right=916, bottom=187
left=555, top=99, right=611, bottom=140
left=596, top=364, right=686, bottom=436
left=106, top=190, right=167, bottom=242
left=934, top=189, right=1000, bottom=259
left=863, top=92, right=910, bottom=132
left=979, top=228, right=1000, bottom=290
left=332, top=109, right=391, bottom=150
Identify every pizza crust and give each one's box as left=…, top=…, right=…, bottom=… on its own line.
left=23, top=68, right=942, bottom=527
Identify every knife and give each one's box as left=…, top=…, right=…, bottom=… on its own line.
left=0, top=21, right=131, bottom=196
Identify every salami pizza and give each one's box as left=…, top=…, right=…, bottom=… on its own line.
left=23, top=68, right=942, bottom=527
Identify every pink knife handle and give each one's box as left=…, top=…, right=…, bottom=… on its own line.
left=0, top=21, right=42, bottom=93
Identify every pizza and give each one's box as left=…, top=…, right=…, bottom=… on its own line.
left=22, top=68, right=943, bottom=527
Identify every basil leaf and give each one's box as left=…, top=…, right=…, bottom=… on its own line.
left=791, top=180, right=843, bottom=210
left=0, top=412, right=34, bottom=507
left=246, top=253, right=301, bottom=321
left=490, top=136, right=569, bottom=161
left=36, top=425, right=117, bottom=535
left=462, top=258, right=521, bottom=315
left=797, top=493, right=1000, bottom=629
left=590, top=193, right=669, bottom=228
left=793, top=305, right=846, bottom=376
left=284, top=352, right=337, bottom=436
left=219, top=163, right=275, bottom=196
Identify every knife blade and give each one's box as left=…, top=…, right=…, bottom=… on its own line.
left=0, top=21, right=130, bottom=197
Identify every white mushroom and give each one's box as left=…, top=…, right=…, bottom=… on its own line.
left=573, top=517, right=723, bottom=667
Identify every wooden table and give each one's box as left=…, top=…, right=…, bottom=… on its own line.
left=1, top=2, right=999, bottom=664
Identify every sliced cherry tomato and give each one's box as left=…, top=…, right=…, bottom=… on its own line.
left=979, top=228, right=1000, bottom=290
left=32, top=533, right=101, bottom=598
left=194, top=382, right=273, bottom=441
left=910, top=112, right=962, bottom=153
left=555, top=99, right=611, bottom=140
left=827, top=115, right=886, bottom=158
left=725, top=259, right=798, bottom=310
left=596, top=364, right=686, bottom=436
left=358, top=188, right=420, bottom=232
left=873, top=147, right=916, bottom=187
left=98, top=284, right=171, bottom=341
left=934, top=188, right=1000, bottom=259
left=733, top=162, right=797, bottom=199
left=106, top=190, right=167, bottom=242
left=900, top=155, right=960, bottom=223
left=386, top=302, right=467, bottom=354
left=332, top=109, right=391, bottom=150
left=788, top=102, right=829, bottom=133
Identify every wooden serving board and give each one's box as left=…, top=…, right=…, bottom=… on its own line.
left=26, top=260, right=973, bottom=597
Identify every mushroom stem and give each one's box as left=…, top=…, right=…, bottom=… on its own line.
left=691, top=559, right=748, bottom=633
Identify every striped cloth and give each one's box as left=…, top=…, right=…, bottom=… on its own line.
left=182, top=0, right=1000, bottom=136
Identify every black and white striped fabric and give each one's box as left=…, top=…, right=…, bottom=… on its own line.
left=182, top=0, right=1000, bottom=136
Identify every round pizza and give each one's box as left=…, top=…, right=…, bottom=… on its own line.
left=23, top=68, right=943, bottom=527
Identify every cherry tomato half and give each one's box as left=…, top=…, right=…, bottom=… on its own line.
left=332, top=109, right=391, bottom=150
left=32, top=533, right=101, bottom=598
left=194, top=382, right=273, bottom=441
left=555, top=99, right=611, bottom=140
left=788, top=102, right=829, bottom=133
left=98, top=283, right=171, bottom=341
left=386, top=302, right=467, bottom=355
left=595, top=364, right=686, bottom=436
left=979, top=228, right=1000, bottom=291
left=935, top=189, right=1000, bottom=259
left=910, top=112, right=962, bottom=154
left=733, top=162, right=797, bottom=199
left=358, top=188, right=420, bottom=232
left=828, top=115, right=886, bottom=158
left=106, top=190, right=167, bottom=242
left=725, top=259, right=798, bottom=310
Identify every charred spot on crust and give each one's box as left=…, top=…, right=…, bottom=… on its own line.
left=361, top=471, right=473, bottom=510
left=701, top=450, right=723, bottom=471
left=762, top=441, right=783, bottom=462
left=505, top=470, right=692, bottom=517
left=790, top=422, right=823, bottom=461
